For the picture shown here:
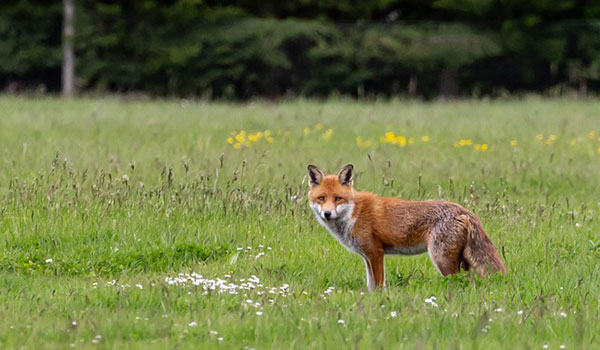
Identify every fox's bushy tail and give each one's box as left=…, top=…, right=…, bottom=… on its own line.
left=463, top=214, right=506, bottom=276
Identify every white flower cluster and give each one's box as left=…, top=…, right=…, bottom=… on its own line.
left=424, top=296, right=438, bottom=307
left=164, top=273, right=291, bottom=297
left=323, top=286, right=336, bottom=296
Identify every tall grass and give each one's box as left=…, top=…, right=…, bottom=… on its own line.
left=0, top=96, right=599, bottom=349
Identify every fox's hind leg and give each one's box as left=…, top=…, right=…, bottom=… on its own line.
left=427, top=221, right=467, bottom=276
left=428, top=247, right=460, bottom=276
left=460, top=255, right=471, bottom=271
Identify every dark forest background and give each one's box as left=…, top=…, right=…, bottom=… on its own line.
left=2, top=0, right=600, bottom=99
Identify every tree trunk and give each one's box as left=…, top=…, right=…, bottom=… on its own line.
left=438, top=67, right=458, bottom=99
left=407, top=75, right=417, bottom=97
left=62, top=0, right=75, bottom=97
left=578, top=77, right=588, bottom=96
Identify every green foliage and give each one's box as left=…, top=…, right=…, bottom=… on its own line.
left=308, top=22, right=500, bottom=96
left=2, top=0, right=600, bottom=97
left=0, top=1, right=62, bottom=88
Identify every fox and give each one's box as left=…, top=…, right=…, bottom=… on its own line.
left=307, top=164, right=506, bottom=291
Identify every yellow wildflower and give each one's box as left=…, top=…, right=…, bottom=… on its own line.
left=256, top=132, right=263, bottom=140
left=384, top=132, right=396, bottom=143
left=481, top=144, right=489, bottom=151
left=396, top=136, right=407, bottom=147
left=322, top=129, right=333, bottom=141
left=316, top=123, right=324, bottom=131
left=266, top=136, right=274, bottom=144
left=570, top=139, right=577, bottom=146
left=536, top=134, right=543, bottom=141
left=421, top=136, right=430, bottom=142
left=264, top=130, right=271, bottom=137
left=235, top=132, right=245, bottom=143
left=510, top=140, right=518, bottom=146
left=248, top=135, right=258, bottom=142
left=588, top=131, right=596, bottom=139
left=474, top=144, right=481, bottom=150
left=227, top=137, right=234, bottom=144
left=233, top=143, right=242, bottom=149
left=408, top=137, right=415, bottom=145
left=303, top=127, right=311, bottom=135
left=549, top=134, right=557, bottom=141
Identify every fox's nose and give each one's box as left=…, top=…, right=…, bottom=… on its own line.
left=323, top=211, right=332, bottom=220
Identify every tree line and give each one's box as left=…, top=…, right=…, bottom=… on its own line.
left=1, top=0, right=600, bottom=99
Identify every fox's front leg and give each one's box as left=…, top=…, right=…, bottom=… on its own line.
left=364, top=252, right=385, bottom=291
left=362, top=258, right=376, bottom=291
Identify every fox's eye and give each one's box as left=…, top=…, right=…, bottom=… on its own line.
left=317, top=196, right=325, bottom=201
left=335, top=197, right=343, bottom=202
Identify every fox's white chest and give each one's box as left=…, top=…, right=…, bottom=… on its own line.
left=310, top=202, right=362, bottom=254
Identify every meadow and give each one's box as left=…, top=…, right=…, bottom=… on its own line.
left=0, top=96, right=599, bottom=349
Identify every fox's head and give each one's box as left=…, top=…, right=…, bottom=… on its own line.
left=307, top=164, right=355, bottom=222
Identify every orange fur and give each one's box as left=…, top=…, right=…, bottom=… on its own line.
left=308, top=164, right=506, bottom=291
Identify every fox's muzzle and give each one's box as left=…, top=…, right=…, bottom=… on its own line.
left=310, top=202, right=341, bottom=221
left=318, top=207, right=339, bottom=221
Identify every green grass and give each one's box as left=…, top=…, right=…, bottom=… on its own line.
left=1, top=96, right=599, bottom=349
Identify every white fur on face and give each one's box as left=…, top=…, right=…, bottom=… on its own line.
left=309, top=201, right=323, bottom=220
left=309, top=202, right=353, bottom=221
left=333, top=203, right=354, bottom=220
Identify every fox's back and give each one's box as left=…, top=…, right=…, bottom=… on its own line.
left=352, top=192, right=471, bottom=247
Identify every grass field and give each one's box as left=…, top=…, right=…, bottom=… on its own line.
left=1, top=96, right=599, bottom=349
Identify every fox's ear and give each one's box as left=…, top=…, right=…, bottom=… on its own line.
left=337, top=164, right=354, bottom=187
left=307, top=164, right=324, bottom=187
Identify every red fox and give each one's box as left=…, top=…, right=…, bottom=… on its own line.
left=307, top=164, right=506, bottom=291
